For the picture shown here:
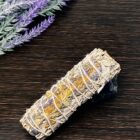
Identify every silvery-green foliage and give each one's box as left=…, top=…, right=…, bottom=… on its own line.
left=0, top=16, right=18, bottom=39
left=40, top=0, right=69, bottom=16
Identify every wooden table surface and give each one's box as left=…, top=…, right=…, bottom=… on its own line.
left=0, top=0, right=140, bottom=140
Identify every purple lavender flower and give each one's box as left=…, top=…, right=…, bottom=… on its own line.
left=4, top=16, right=55, bottom=49
left=18, top=0, right=49, bottom=28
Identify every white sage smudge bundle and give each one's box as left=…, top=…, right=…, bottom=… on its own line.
left=20, top=48, right=121, bottom=140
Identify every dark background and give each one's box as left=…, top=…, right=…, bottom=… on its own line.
left=0, top=0, right=140, bottom=140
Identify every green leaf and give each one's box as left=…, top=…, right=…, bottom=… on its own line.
left=4, top=27, right=13, bottom=32
left=39, top=0, right=65, bottom=16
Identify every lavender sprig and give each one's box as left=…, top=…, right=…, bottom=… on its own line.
left=0, top=0, right=69, bottom=54
left=0, top=0, right=48, bottom=41
left=0, top=0, right=39, bottom=40
left=0, top=0, right=49, bottom=52
left=0, top=0, right=37, bottom=20
left=4, top=16, right=55, bottom=49
left=18, top=0, right=49, bottom=28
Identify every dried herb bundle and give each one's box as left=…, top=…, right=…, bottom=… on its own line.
left=20, top=48, right=121, bottom=140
